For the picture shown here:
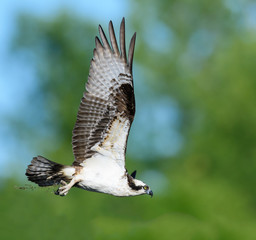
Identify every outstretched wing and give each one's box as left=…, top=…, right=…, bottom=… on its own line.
left=72, top=18, right=136, bottom=169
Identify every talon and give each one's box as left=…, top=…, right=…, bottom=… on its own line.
left=55, top=188, right=66, bottom=196
left=54, top=189, right=60, bottom=195
left=55, top=184, right=70, bottom=196
left=54, top=176, right=82, bottom=197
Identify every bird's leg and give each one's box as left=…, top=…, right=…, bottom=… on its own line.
left=55, top=176, right=81, bottom=196
left=60, top=180, right=67, bottom=186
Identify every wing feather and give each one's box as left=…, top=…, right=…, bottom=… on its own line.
left=120, top=18, right=127, bottom=62
left=72, top=18, right=136, bottom=168
left=99, top=25, right=111, bottom=51
left=128, top=33, right=136, bottom=72
left=109, top=21, right=119, bottom=55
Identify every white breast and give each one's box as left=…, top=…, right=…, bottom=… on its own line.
left=77, top=154, right=128, bottom=196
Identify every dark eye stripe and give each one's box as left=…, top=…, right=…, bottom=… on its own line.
left=127, top=174, right=143, bottom=190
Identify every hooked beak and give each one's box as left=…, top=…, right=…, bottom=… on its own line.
left=146, top=189, right=153, bottom=198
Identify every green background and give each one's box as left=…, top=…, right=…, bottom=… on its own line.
left=1, top=0, right=256, bottom=239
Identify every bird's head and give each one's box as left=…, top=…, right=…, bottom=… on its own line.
left=127, top=172, right=153, bottom=197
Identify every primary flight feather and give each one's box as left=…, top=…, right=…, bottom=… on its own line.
left=25, top=18, right=153, bottom=198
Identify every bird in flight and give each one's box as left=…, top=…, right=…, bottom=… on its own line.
left=25, top=18, right=153, bottom=198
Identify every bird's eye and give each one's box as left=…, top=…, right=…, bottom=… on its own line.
left=143, top=186, right=149, bottom=190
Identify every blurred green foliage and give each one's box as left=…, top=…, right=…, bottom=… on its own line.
left=2, top=0, right=256, bottom=239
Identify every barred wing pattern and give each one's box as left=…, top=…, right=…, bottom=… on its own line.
left=72, top=18, right=136, bottom=169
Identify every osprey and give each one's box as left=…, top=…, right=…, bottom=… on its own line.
left=26, top=18, right=153, bottom=198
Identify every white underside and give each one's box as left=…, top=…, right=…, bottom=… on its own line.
left=77, top=117, right=140, bottom=196
left=76, top=154, right=130, bottom=196
left=62, top=153, right=144, bottom=197
left=62, top=116, right=146, bottom=197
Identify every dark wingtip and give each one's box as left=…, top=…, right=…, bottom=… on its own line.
left=120, top=17, right=127, bottom=62
left=128, top=32, right=136, bottom=72
left=96, top=17, right=135, bottom=73
left=131, top=170, right=137, bottom=178
left=98, top=24, right=111, bottom=50
left=95, top=36, right=103, bottom=49
left=109, top=20, right=119, bottom=54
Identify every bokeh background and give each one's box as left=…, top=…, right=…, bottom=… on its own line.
left=1, top=0, right=256, bottom=239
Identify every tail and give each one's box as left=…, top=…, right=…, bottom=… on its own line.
left=26, top=156, right=67, bottom=187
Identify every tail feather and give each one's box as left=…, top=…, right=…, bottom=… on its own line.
left=26, top=156, right=65, bottom=187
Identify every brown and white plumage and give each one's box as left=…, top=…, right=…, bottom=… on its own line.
left=72, top=19, right=136, bottom=168
left=25, top=18, right=153, bottom=198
